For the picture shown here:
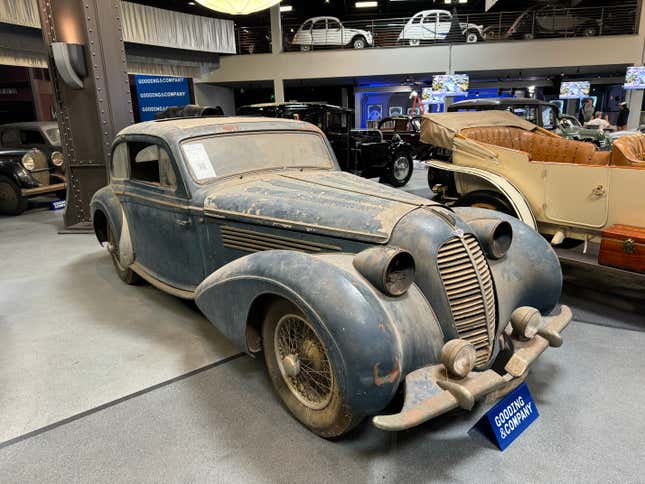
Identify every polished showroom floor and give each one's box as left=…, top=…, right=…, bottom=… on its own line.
left=1, top=171, right=644, bottom=483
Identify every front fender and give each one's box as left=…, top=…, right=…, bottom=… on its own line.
left=195, top=250, right=445, bottom=415
left=454, top=207, right=563, bottom=330
left=90, top=186, right=134, bottom=267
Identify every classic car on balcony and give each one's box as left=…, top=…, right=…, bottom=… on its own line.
left=91, top=115, right=571, bottom=437
left=291, top=16, right=373, bottom=51
left=399, top=9, right=485, bottom=45
left=421, top=111, right=645, bottom=273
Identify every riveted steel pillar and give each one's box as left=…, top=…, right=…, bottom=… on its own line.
left=37, top=0, right=133, bottom=230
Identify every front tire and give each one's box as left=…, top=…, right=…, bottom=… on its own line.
left=107, top=222, right=140, bottom=285
left=262, top=299, right=361, bottom=438
left=352, top=36, right=366, bottom=49
left=408, top=39, right=421, bottom=47
left=300, top=44, right=311, bottom=52
left=381, top=151, right=413, bottom=187
left=0, top=176, right=28, bottom=215
left=465, top=30, right=481, bottom=43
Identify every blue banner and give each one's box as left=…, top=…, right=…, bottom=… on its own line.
left=134, top=75, right=191, bottom=122
left=478, top=382, right=539, bottom=451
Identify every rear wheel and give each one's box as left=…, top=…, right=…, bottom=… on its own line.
left=0, top=176, right=27, bottom=215
left=381, top=151, right=413, bottom=187
left=300, top=44, right=311, bottom=52
left=465, top=30, right=480, bottom=43
left=454, top=190, right=517, bottom=217
left=262, top=299, right=361, bottom=438
left=107, top=222, right=140, bottom=285
left=408, top=39, right=420, bottom=46
left=579, top=24, right=598, bottom=37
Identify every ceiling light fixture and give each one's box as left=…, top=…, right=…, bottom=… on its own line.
left=356, top=1, right=378, bottom=8
left=195, top=0, right=282, bottom=15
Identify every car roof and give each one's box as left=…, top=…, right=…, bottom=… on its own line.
left=414, top=10, right=450, bottom=16
left=0, top=121, right=59, bottom=130
left=240, top=102, right=353, bottom=113
left=450, top=97, right=556, bottom=108
left=117, top=116, right=322, bottom=144
left=303, top=16, right=340, bottom=22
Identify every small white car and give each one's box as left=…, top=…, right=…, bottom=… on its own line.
left=292, top=16, right=373, bottom=51
left=399, top=10, right=484, bottom=45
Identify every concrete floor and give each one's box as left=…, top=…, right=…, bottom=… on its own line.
left=1, top=178, right=644, bottom=483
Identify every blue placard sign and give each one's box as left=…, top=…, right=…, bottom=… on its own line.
left=50, top=199, right=66, bottom=210
left=134, top=74, right=191, bottom=121
left=477, top=382, right=539, bottom=451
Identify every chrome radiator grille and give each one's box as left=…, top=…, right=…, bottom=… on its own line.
left=437, top=234, right=496, bottom=367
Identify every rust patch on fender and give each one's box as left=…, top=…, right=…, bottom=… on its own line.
left=374, top=358, right=400, bottom=386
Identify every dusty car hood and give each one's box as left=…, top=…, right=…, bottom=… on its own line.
left=203, top=170, right=435, bottom=243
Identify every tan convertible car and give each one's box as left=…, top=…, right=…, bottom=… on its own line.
left=422, top=111, right=645, bottom=248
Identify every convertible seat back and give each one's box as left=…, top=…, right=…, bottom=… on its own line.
left=611, top=134, right=645, bottom=168
left=460, top=126, right=609, bottom=166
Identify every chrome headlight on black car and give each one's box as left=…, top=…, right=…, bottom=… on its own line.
left=51, top=151, right=65, bottom=167
left=21, top=153, right=36, bottom=171
left=353, top=246, right=415, bottom=296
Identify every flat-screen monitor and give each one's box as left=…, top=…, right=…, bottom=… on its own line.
left=559, top=81, right=590, bottom=99
left=421, top=88, right=445, bottom=104
left=624, top=66, right=645, bottom=90
left=432, top=74, right=469, bottom=96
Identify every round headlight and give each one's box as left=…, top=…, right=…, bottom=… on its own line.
left=510, top=307, right=541, bottom=340
left=469, top=218, right=513, bottom=259
left=353, top=246, right=415, bottom=296
left=21, top=153, right=36, bottom=171
left=51, top=151, right=65, bottom=167
left=440, top=339, right=476, bottom=378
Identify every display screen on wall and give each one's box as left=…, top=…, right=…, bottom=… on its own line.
left=134, top=74, right=191, bottom=121
left=431, top=75, right=469, bottom=96
left=367, top=104, right=383, bottom=122
left=624, top=67, right=645, bottom=90
left=559, top=81, right=590, bottom=99
left=421, top=88, right=445, bottom=104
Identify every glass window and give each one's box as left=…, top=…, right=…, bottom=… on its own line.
left=20, top=130, right=45, bottom=145
left=411, top=14, right=422, bottom=25
left=328, top=19, right=341, bottom=30
left=380, top=120, right=396, bottom=131
left=128, top=142, right=177, bottom=189
left=326, top=111, right=347, bottom=131
left=0, top=129, right=20, bottom=147
left=439, top=13, right=452, bottom=23
left=181, top=132, right=334, bottom=183
left=111, top=143, right=129, bottom=179
left=312, top=20, right=326, bottom=30
left=513, top=106, right=538, bottom=124
left=44, top=127, right=60, bottom=146
left=541, top=106, right=556, bottom=130
left=423, top=14, right=438, bottom=24
left=302, top=20, right=312, bottom=31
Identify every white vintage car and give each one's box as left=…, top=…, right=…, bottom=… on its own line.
left=421, top=111, right=645, bottom=246
left=292, top=16, right=373, bottom=51
left=398, top=10, right=484, bottom=45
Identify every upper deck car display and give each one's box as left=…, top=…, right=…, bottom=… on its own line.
left=91, top=116, right=571, bottom=437
left=292, top=16, right=373, bottom=51
left=422, top=111, right=645, bottom=260
left=398, top=10, right=484, bottom=45
left=238, top=102, right=415, bottom=186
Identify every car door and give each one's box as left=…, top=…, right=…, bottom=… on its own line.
left=311, top=19, right=327, bottom=46
left=404, top=13, right=423, bottom=40
left=544, top=164, right=609, bottom=228
left=422, top=12, right=439, bottom=40
left=295, top=20, right=313, bottom=45
left=326, top=18, right=342, bottom=46
left=437, top=12, right=452, bottom=39
left=118, top=138, right=203, bottom=290
left=325, top=110, right=351, bottom=169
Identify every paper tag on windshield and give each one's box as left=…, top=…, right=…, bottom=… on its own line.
left=184, top=143, right=216, bottom=180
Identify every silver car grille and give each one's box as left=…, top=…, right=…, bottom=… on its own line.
left=437, top=234, right=496, bottom=368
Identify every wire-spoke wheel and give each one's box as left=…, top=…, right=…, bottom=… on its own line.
left=262, top=299, right=361, bottom=437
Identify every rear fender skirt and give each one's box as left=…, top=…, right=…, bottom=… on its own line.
left=195, top=250, right=445, bottom=415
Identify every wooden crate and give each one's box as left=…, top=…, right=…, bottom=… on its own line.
left=599, top=224, right=645, bottom=274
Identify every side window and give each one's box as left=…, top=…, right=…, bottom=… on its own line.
left=1, top=129, right=20, bottom=146
left=411, top=15, right=422, bottom=25
left=439, top=13, right=451, bottom=23
left=128, top=142, right=177, bottom=190
left=326, top=111, right=347, bottom=131
left=111, top=142, right=129, bottom=179
left=423, top=14, right=437, bottom=25
left=380, top=120, right=396, bottom=131
left=328, top=19, right=341, bottom=30
left=301, top=20, right=312, bottom=31
left=20, top=130, right=46, bottom=145
left=542, top=106, right=556, bottom=130
left=313, top=20, right=326, bottom=30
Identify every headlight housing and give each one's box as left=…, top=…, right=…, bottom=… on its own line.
left=51, top=151, right=65, bottom=167
left=21, top=153, right=36, bottom=171
left=440, top=339, right=476, bottom=378
left=353, top=246, right=415, bottom=296
left=469, top=218, right=513, bottom=260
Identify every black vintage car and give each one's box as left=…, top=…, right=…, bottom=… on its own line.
left=0, top=147, right=66, bottom=215
left=238, top=102, right=415, bottom=187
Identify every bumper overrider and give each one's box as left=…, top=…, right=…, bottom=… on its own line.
left=373, top=304, right=572, bottom=431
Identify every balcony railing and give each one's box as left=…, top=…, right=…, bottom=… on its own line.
left=235, top=2, right=640, bottom=55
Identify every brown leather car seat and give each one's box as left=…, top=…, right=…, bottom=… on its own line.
left=611, top=134, right=645, bottom=167
left=461, top=126, right=605, bottom=165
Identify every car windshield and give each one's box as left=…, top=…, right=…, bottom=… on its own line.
left=181, top=131, right=334, bottom=183
left=44, top=127, right=61, bottom=146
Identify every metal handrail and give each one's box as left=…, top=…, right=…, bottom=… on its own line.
left=235, top=2, right=640, bottom=55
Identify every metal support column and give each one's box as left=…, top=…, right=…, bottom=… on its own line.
left=37, top=0, right=133, bottom=230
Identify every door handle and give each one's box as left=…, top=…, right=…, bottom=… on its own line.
left=175, top=219, right=191, bottom=228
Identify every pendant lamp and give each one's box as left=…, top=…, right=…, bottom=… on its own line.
left=195, top=0, right=282, bottom=15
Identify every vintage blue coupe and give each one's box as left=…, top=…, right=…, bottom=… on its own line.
left=91, top=116, right=572, bottom=437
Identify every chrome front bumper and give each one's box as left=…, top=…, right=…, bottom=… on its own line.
left=372, top=305, right=572, bottom=431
